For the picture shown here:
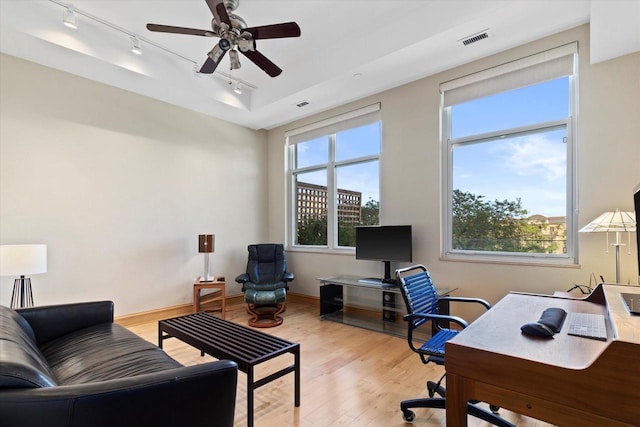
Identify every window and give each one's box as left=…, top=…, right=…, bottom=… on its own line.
left=286, top=104, right=381, bottom=251
left=441, top=43, right=577, bottom=263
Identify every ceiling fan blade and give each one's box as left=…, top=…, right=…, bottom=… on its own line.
left=244, top=22, right=301, bottom=39
left=214, top=1, right=232, bottom=26
left=205, top=0, right=223, bottom=24
left=199, top=49, right=227, bottom=74
left=240, top=49, right=282, bottom=77
left=146, top=23, right=215, bottom=37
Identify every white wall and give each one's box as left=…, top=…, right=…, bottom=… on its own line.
left=267, top=25, right=640, bottom=317
left=2, top=24, right=638, bottom=318
left=0, top=54, right=267, bottom=315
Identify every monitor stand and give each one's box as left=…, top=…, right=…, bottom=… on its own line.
left=356, top=261, right=397, bottom=286
left=382, top=261, right=397, bottom=285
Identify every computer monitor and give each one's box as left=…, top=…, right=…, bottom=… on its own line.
left=355, top=225, right=412, bottom=283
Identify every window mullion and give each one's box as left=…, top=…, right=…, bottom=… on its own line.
left=442, top=106, right=454, bottom=256
left=450, top=120, right=568, bottom=147
left=327, top=134, right=337, bottom=249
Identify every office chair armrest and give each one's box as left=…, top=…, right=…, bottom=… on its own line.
left=283, top=272, right=294, bottom=282
left=235, top=273, right=250, bottom=284
left=403, top=312, right=469, bottom=329
left=438, top=296, right=491, bottom=311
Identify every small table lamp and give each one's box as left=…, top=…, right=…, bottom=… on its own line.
left=0, top=244, right=47, bottom=308
left=198, top=234, right=215, bottom=282
left=579, top=209, right=636, bottom=283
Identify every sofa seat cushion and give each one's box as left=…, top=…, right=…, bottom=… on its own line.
left=40, top=323, right=181, bottom=385
left=0, top=306, right=57, bottom=389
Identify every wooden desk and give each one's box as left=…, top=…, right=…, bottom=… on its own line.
left=445, top=284, right=640, bottom=426
left=193, top=279, right=225, bottom=319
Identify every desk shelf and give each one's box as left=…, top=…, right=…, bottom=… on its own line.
left=318, top=275, right=455, bottom=338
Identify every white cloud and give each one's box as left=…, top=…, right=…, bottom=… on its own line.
left=496, top=135, right=566, bottom=182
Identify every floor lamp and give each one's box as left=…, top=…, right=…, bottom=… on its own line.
left=579, top=210, right=636, bottom=284
left=0, top=244, right=47, bottom=308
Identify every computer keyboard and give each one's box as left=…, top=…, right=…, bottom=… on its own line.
left=567, top=312, right=607, bottom=341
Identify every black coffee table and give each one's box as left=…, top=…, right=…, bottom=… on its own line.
left=159, top=312, right=300, bottom=427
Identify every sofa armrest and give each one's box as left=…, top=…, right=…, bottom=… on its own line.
left=17, top=301, right=114, bottom=346
left=0, top=360, right=238, bottom=427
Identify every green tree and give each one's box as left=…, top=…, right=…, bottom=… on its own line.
left=297, top=198, right=380, bottom=247
left=452, top=189, right=557, bottom=253
left=361, top=198, right=380, bottom=225
left=297, top=217, right=327, bottom=245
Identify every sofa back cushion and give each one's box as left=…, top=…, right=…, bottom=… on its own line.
left=41, top=322, right=182, bottom=385
left=0, top=305, right=57, bottom=388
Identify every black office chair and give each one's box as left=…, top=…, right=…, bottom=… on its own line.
left=396, top=264, right=513, bottom=427
left=235, top=244, right=294, bottom=327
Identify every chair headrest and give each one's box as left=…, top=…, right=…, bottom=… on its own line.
left=248, top=244, right=285, bottom=262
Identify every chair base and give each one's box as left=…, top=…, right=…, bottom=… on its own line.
left=246, top=303, right=286, bottom=328
left=400, top=397, right=514, bottom=426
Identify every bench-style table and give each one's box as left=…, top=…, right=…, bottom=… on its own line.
left=159, top=312, right=300, bottom=427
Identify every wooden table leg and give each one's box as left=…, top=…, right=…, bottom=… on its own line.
left=221, top=285, right=226, bottom=319
left=445, top=373, right=468, bottom=427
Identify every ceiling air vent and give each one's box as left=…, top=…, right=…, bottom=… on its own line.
left=460, top=30, right=489, bottom=46
left=296, top=101, right=309, bottom=108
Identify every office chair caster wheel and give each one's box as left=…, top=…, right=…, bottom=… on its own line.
left=402, top=410, right=415, bottom=422
left=490, top=404, right=500, bottom=414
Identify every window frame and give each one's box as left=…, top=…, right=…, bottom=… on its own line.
left=285, top=104, right=381, bottom=253
left=440, top=44, right=578, bottom=266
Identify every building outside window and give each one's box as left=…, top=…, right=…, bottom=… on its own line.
left=286, top=104, right=381, bottom=250
left=441, top=43, right=577, bottom=264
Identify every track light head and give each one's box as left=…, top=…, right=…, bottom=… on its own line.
left=63, top=6, right=78, bottom=29
left=130, top=36, right=142, bottom=55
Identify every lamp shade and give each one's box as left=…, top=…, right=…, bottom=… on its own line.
left=198, top=235, right=215, bottom=253
left=579, top=210, right=636, bottom=233
left=0, top=245, right=47, bottom=277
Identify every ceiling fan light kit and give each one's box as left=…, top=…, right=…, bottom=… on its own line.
left=146, top=0, right=301, bottom=77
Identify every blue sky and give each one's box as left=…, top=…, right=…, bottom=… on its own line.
left=295, top=123, right=380, bottom=203
left=295, top=77, right=569, bottom=217
left=451, top=77, right=569, bottom=217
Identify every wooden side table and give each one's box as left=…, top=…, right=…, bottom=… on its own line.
left=193, top=278, right=226, bottom=319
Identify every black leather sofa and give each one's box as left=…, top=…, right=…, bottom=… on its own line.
left=0, top=301, right=238, bottom=427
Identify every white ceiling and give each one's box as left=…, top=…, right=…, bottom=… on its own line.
left=0, top=1, right=636, bottom=130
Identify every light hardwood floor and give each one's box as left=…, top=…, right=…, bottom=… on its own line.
left=126, top=301, right=555, bottom=427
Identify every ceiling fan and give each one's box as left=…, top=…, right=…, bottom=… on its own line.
left=146, top=0, right=301, bottom=77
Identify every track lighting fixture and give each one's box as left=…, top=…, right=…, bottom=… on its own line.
left=63, top=5, right=78, bottom=29
left=49, top=0, right=256, bottom=90
left=130, top=36, right=142, bottom=55
left=233, top=80, right=243, bottom=94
